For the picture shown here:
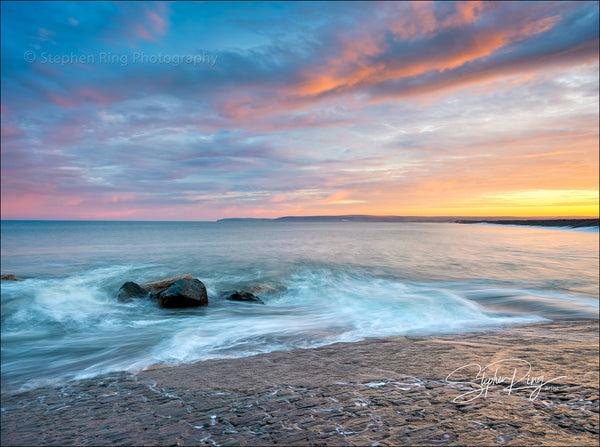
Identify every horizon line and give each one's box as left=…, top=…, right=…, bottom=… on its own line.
left=1, top=214, right=599, bottom=223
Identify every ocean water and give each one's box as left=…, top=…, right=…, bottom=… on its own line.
left=1, top=221, right=598, bottom=393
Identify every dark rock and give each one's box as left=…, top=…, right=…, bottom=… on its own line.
left=156, top=278, right=208, bottom=308
left=1, top=274, right=24, bottom=281
left=223, top=290, right=265, bottom=304
left=117, top=281, right=148, bottom=301
left=140, top=274, right=194, bottom=292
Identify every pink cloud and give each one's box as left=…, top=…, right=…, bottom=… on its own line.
left=148, top=11, right=166, bottom=35
left=76, top=87, right=119, bottom=106
left=134, top=23, right=154, bottom=41
left=1, top=125, right=23, bottom=140
left=46, top=91, right=77, bottom=109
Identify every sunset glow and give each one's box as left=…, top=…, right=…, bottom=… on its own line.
left=1, top=1, right=598, bottom=220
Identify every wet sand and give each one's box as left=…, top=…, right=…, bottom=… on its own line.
left=2, top=319, right=598, bottom=446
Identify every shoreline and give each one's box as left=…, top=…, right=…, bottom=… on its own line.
left=2, top=319, right=598, bottom=446
left=456, top=218, right=599, bottom=229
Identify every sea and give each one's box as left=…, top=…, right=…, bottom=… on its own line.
left=1, top=220, right=598, bottom=393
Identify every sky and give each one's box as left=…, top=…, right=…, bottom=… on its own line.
left=1, top=1, right=598, bottom=220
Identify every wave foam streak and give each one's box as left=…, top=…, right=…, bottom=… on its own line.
left=149, top=269, right=545, bottom=369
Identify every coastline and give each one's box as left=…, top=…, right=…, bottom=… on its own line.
left=2, top=319, right=598, bottom=446
left=455, top=218, right=599, bottom=229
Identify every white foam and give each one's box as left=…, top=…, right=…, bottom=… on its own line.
left=145, top=269, right=545, bottom=368
left=0, top=267, right=572, bottom=392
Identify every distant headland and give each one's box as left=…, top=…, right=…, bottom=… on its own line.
left=217, top=215, right=456, bottom=223
left=217, top=215, right=599, bottom=228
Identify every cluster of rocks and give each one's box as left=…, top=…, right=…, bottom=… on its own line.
left=1, top=274, right=24, bottom=281
left=117, top=274, right=264, bottom=308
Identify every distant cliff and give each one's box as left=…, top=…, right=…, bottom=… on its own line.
left=217, top=215, right=599, bottom=227
left=218, top=215, right=457, bottom=223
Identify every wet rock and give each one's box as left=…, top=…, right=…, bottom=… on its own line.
left=1, top=274, right=24, bottom=281
left=117, top=282, right=148, bottom=301
left=155, top=278, right=208, bottom=308
left=223, top=290, right=265, bottom=304
left=140, top=274, right=194, bottom=292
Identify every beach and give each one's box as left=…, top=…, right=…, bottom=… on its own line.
left=2, top=221, right=598, bottom=445
left=2, top=319, right=598, bottom=446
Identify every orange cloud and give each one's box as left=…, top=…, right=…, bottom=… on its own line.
left=289, top=3, right=570, bottom=104
left=455, top=1, right=484, bottom=25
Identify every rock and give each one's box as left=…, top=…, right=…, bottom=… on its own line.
left=155, top=278, right=208, bottom=308
left=140, top=274, right=194, bottom=292
left=1, top=274, right=24, bottom=281
left=223, top=290, right=265, bottom=304
left=117, top=281, right=148, bottom=301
